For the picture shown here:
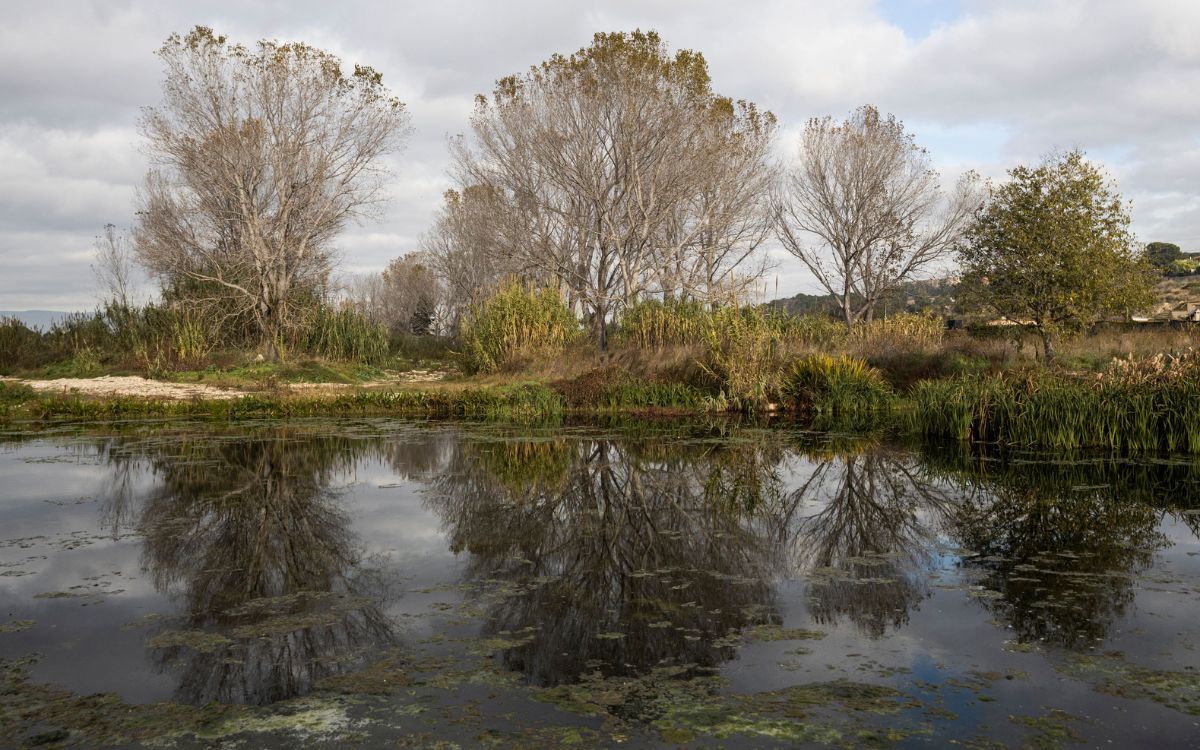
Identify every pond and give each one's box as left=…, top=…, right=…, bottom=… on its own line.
left=2, top=419, right=1200, bottom=748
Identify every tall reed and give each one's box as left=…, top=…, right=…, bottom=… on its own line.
left=459, top=282, right=579, bottom=374
left=911, top=368, right=1200, bottom=453
left=300, top=306, right=389, bottom=365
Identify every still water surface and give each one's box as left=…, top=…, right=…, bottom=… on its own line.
left=2, top=420, right=1200, bottom=747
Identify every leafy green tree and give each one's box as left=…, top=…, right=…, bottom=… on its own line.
left=958, top=151, right=1155, bottom=362
left=1145, top=241, right=1183, bottom=269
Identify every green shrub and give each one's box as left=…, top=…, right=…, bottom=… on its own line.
left=300, top=306, right=389, bottom=364
left=459, top=283, right=579, bottom=374
left=699, top=306, right=790, bottom=410
left=0, top=317, right=42, bottom=373
left=785, top=354, right=893, bottom=415
left=614, top=298, right=711, bottom=348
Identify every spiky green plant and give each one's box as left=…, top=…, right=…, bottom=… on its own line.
left=459, top=282, right=579, bottom=374
left=784, top=354, right=894, bottom=415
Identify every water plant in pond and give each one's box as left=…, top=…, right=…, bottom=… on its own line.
left=784, top=354, right=894, bottom=419
left=911, top=371, right=1200, bottom=453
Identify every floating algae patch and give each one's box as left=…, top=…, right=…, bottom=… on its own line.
left=0, top=619, right=34, bottom=633
left=145, top=629, right=234, bottom=654
left=742, top=624, right=827, bottom=642
left=737, top=680, right=915, bottom=718
left=654, top=706, right=843, bottom=745
left=0, top=655, right=242, bottom=748
left=533, top=665, right=721, bottom=721
left=1010, top=708, right=1087, bottom=749
left=192, top=696, right=359, bottom=743
left=1057, top=652, right=1200, bottom=716
left=316, top=649, right=414, bottom=694
left=533, top=663, right=917, bottom=746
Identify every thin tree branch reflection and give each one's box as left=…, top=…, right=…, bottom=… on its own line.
left=786, top=446, right=956, bottom=637
left=430, top=437, right=790, bottom=686
left=107, top=431, right=401, bottom=705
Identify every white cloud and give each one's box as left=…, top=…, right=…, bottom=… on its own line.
left=0, top=0, right=1198, bottom=310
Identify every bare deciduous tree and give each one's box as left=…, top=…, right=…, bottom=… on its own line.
left=420, top=186, right=527, bottom=332
left=351, top=251, right=445, bottom=336
left=451, top=31, right=775, bottom=347
left=775, top=105, right=979, bottom=327
left=92, top=224, right=139, bottom=308
left=655, top=100, right=778, bottom=304
left=134, top=26, right=410, bottom=358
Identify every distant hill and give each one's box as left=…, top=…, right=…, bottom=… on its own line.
left=766, top=278, right=960, bottom=319
left=764, top=273, right=1200, bottom=324
left=0, top=310, right=75, bottom=330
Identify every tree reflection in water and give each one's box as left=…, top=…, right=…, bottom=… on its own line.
left=937, top=452, right=1190, bottom=648
left=88, top=424, right=1200, bottom=709
left=105, top=431, right=401, bottom=705
left=428, top=434, right=794, bottom=686
left=785, top=442, right=956, bottom=637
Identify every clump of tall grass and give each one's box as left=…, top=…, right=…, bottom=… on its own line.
left=699, top=306, right=791, bottom=410
left=849, top=312, right=944, bottom=355
left=783, top=314, right=849, bottom=349
left=300, top=306, right=389, bottom=365
left=459, top=282, right=579, bottom=375
left=784, top=354, right=894, bottom=416
left=615, top=299, right=846, bottom=351
left=912, top=370, right=1200, bottom=453
left=614, top=298, right=711, bottom=349
left=600, top=380, right=718, bottom=411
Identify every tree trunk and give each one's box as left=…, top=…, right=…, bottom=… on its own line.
left=595, top=303, right=609, bottom=351
left=1040, top=331, right=1055, bottom=363
left=257, top=299, right=283, bottom=362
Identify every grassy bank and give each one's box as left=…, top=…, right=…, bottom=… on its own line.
left=8, top=360, right=1200, bottom=455
left=7, top=297, right=1200, bottom=454
left=0, top=381, right=565, bottom=423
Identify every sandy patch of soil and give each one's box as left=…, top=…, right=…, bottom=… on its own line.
left=285, top=369, right=453, bottom=391
left=3, top=375, right=244, bottom=400
left=4, top=368, right=453, bottom=400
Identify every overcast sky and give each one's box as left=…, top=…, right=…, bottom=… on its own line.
left=2, top=0, right=1198, bottom=311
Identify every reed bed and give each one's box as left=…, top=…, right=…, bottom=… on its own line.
left=599, top=380, right=719, bottom=411
left=300, top=306, right=389, bottom=365
left=459, top=282, right=579, bottom=374
left=911, top=371, right=1200, bottom=453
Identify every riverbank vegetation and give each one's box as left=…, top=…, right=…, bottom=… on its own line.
left=3, top=28, right=1195, bottom=454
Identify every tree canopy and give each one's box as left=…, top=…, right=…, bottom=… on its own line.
left=448, top=30, right=776, bottom=347
left=958, top=150, right=1155, bottom=361
left=135, top=26, right=410, bottom=359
